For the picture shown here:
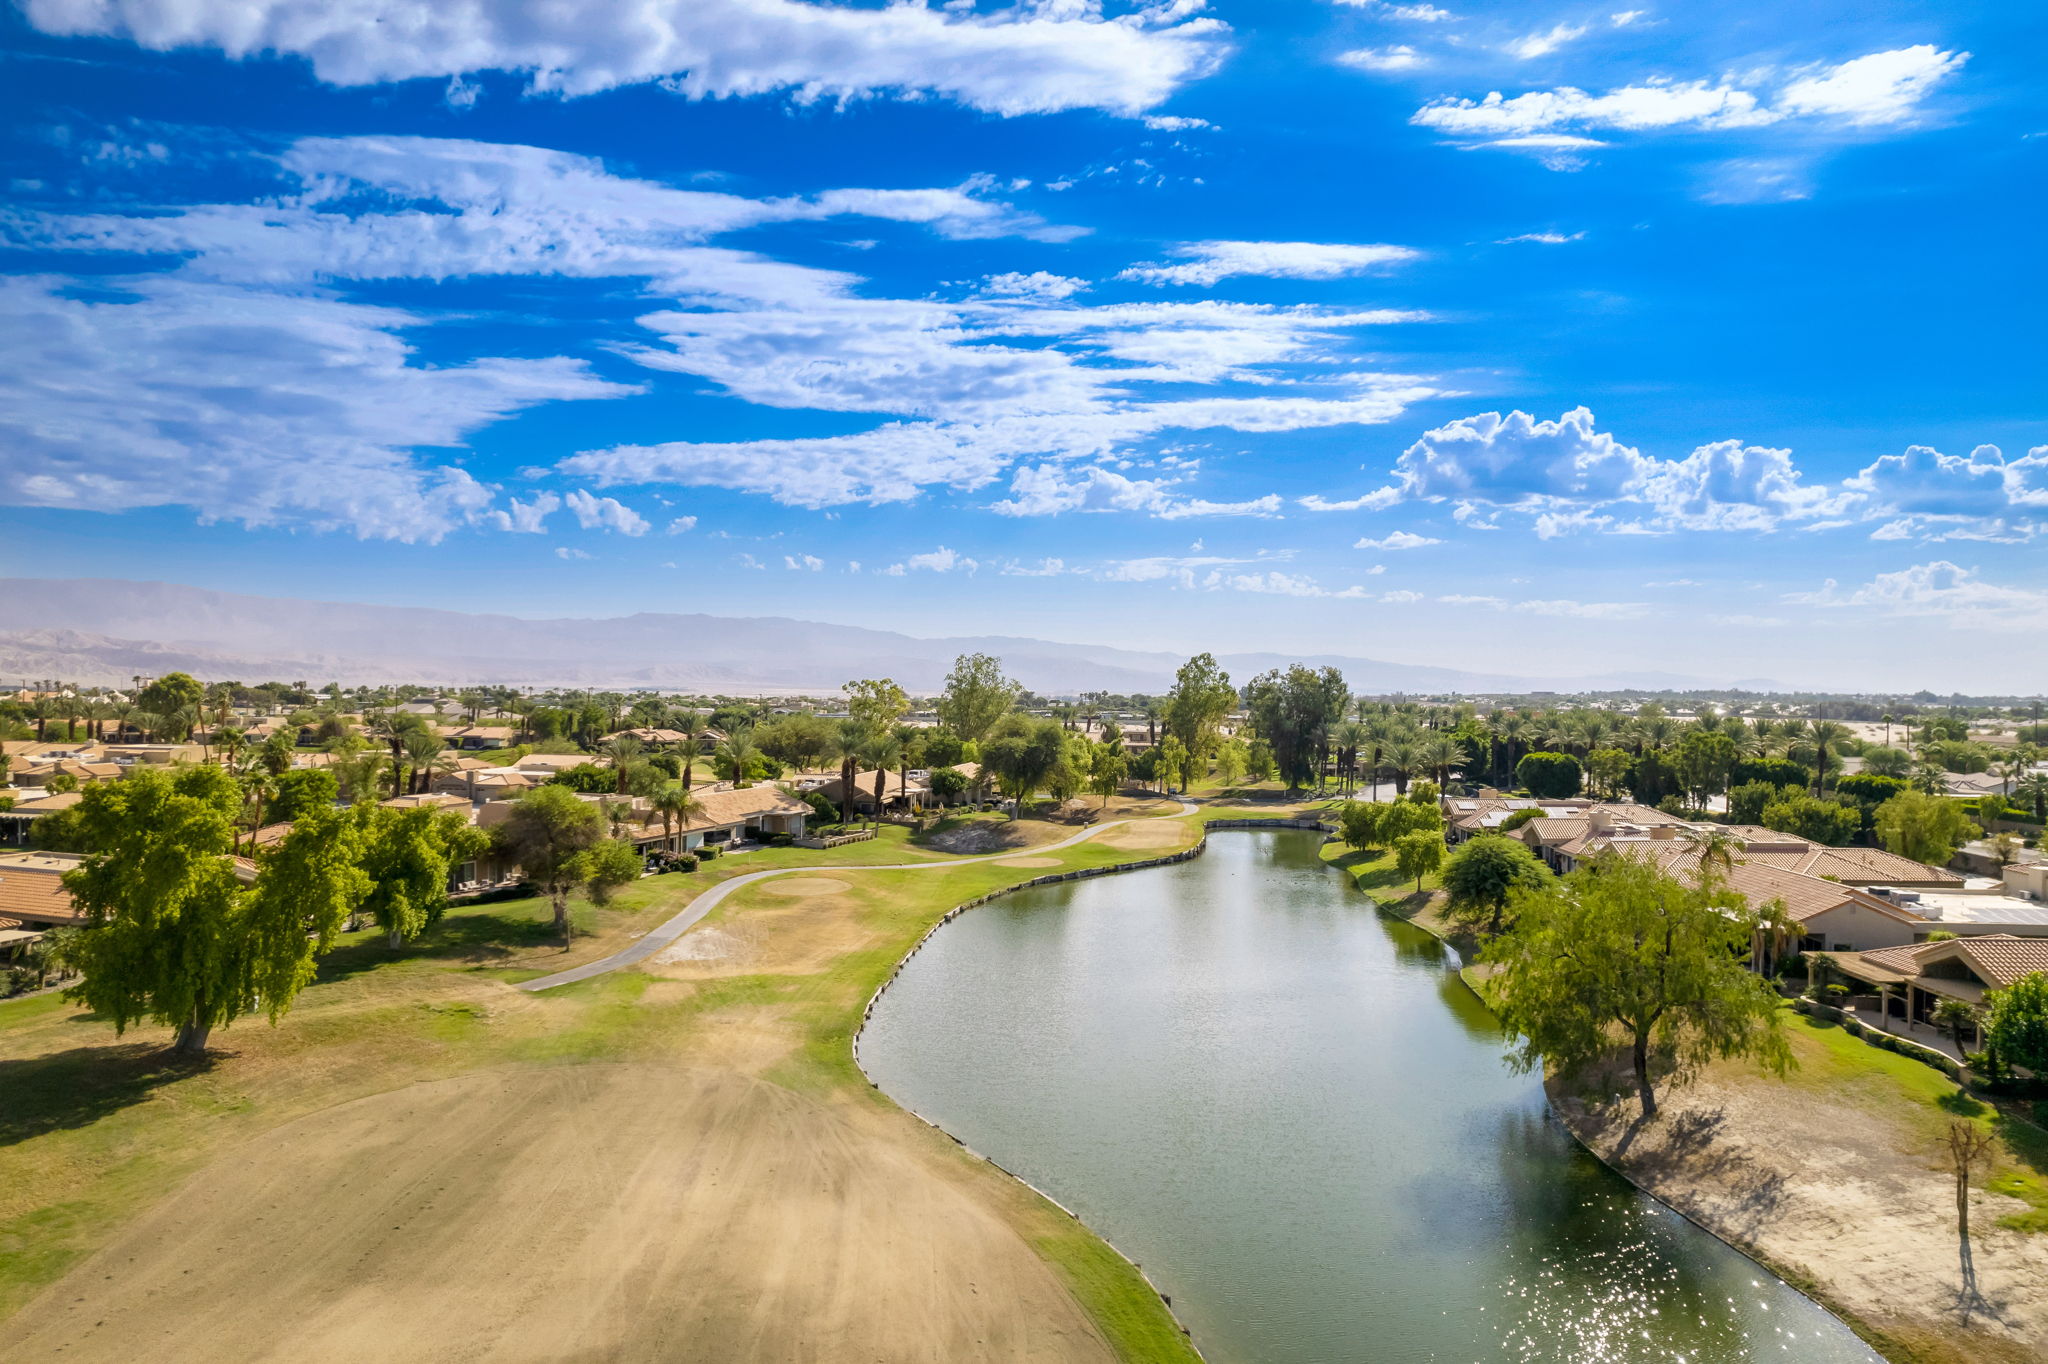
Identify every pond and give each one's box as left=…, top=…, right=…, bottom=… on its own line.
left=859, top=829, right=1879, bottom=1364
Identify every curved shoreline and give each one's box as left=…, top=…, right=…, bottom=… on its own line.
left=1336, top=850, right=1885, bottom=1361
left=851, top=828, right=1215, bottom=1361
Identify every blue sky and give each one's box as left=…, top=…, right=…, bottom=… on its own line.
left=2, top=0, right=2043, bottom=689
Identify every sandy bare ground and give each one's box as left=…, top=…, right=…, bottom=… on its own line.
left=1554, top=1072, right=2048, bottom=1364
left=0, top=1063, right=1118, bottom=1364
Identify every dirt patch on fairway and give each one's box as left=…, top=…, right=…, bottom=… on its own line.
left=0, top=1064, right=1117, bottom=1364
left=650, top=887, right=879, bottom=982
left=920, top=819, right=1067, bottom=855
left=1555, top=1066, right=2048, bottom=1363
left=1092, top=820, right=1192, bottom=851
left=996, top=856, right=1062, bottom=868
left=757, top=876, right=852, bottom=897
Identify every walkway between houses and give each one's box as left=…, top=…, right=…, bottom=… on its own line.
left=515, top=800, right=1201, bottom=992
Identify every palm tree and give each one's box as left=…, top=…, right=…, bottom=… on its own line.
left=675, top=709, right=704, bottom=791
left=718, top=725, right=758, bottom=789
left=1881, top=712, right=1895, bottom=748
left=1383, top=738, right=1420, bottom=796
left=402, top=728, right=445, bottom=795
left=1807, top=720, right=1852, bottom=797
left=1418, top=735, right=1459, bottom=790
left=653, top=782, right=705, bottom=854
left=861, top=731, right=901, bottom=820
left=598, top=734, right=644, bottom=794
left=241, top=771, right=276, bottom=854
left=28, top=696, right=54, bottom=742
left=1333, top=721, right=1368, bottom=796
left=2016, top=772, right=2048, bottom=823
left=1681, top=826, right=1743, bottom=882
left=1931, top=998, right=1979, bottom=1055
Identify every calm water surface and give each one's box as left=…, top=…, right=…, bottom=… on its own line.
left=860, top=830, right=1879, bottom=1364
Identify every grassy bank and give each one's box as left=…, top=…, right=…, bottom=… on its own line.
left=0, top=799, right=1206, bottom=1361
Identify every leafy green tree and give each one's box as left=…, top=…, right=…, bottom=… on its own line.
left=1874, top=790, right=1978, bottom=866
left=268, top=768, right=339, bottom=826
left=1586, top=748, right=1633, bottom=799
left=1380, top=798, right=1443, bottom=840
left=1483, top=854, right=1791, bottom=1117
left=550, top=762, right=617, bottom=794
left=1983, top=972, right=2048, bottom=1077
left=1627, top=749, right=1682, bottom=807
left=1441, top=833, right=1547, bottom=934
left=43, top=772, right=79, bottom=795
left=1394, top=829, right=1444, bottom=892
left=356, top=805, right=491, bottom=948
left=1163, top=653, right=1237, bottom=767
left=495, top=785, right=609, bottom=943
left=135, top=672, right=203, bottom=737
left=64, top=767, right=365, bottom=1054
left=1212, top=736, right=1248, bottom=789
left=1728, top=780, right=1797, bottom=826
left=1760, top=794, right=1860, bottom=846
left=1673, top=730, right=1738, bottom=807
left=1155, top=736, right=1191, bottom=793
left=1859, top=746, right=1913, bottom=779
left=1731, top=757, right=1809, bottom=790
left=979, top=714, right=1067, bottom=817
left=1834, top=773, right=1908, bottom=806
left=1930, top=997, right=1980, bottom=1055
left=844, top=677, right=912, bottom=735
left=921, top=727, right=969, bottom=769
left=1088, top=740, right=1129, bottom=807
left=1516, top=751, right=1583, bottom=799
left=1246, top=738, right=1275, bottom=784
left=929, top=766, right=970, bottom=805
left=935, top=654, right=1020, bottom=745
left=1243, top=664, right=1347, bottom=792
left=581, top=839, right=644, bottom=907
left=1498, top=807, right=1543, bottom=833
left=1338, top=800, right=1386, bottom=852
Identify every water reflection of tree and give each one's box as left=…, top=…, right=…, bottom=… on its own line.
left=1487, top=1109, right=1759, bottom=1362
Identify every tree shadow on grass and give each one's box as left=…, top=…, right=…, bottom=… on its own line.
left=0, top=1042, right=217, bottom=1147
left=313, top=908, right=567, bottom=983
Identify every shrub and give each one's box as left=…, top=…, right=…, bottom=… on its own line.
left=1516, top=751, right=1582, bottom=799
left=1498, top=807, right=1542, bottom=833
left=1762, top=793, right=1861, bottom=846
left=769, top=832, right=792, bottom=847
left=1733, top=757, right=1809, bottom=791
left=1822, top=983, right=1851, bottom=1005
left=668, top=853, right=699, bottom=872
left=697, top=844, right=721, bottom=860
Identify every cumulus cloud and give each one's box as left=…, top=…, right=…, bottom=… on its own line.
left=555, top=546, right=592, bottom=560
left=666, top=516, right=698, bottom=534
left=882, top=545, right=979, bottom=576
left=20, top=0, right=1230, bottom=116
left=784, top=553, right=823, bottom=571
left=1334, top=406, right=1840, bottom=537
left=1118, top=239, right=1420, bottom=286
left=1840, top=442, right=2048, bottom=541
left=990, top=464, right=1282, bottom=519
left=1504, top=24, right=1587, bottom=60
left=0, top=275, right=630, bottom=542
left=563, top=488, right=651, bottom=535
left=977, top=270, right=1090, bottom=301
left=1413, top=45, right=1966, bottom=157
left=487, top=492, right=560, bottom=534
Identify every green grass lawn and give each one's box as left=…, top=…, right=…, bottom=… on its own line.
left=1779, top=1008, right=2048, bottom=1231
left=0, top=797, right=1207, bottom=1359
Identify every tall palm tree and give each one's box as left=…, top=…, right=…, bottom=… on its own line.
left=653, top=782, right=705, bottom=854
left=675, top=709, right=704, bottom=791
left=2014, top=771, right=2048, bottom=823
left=598, top=734, right=644, bottom=794
left=1383, top=738, right=1420, bottom=796
left=1418, top=735, right=1459, bottom=790
left=861, top=731, right=901, bottom=820
left=1333, top=721, right=1368, bottom=796
left=718, top=725, right=758, bottom=789
left=402, top=728, right=445, bottom=795
left=1807, top=719, right=1852, bottom=797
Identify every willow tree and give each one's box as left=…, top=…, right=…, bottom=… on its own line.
left=1482, top=853, right=1790, bottom=1118
left=65, top=766, right=366, bottom=1054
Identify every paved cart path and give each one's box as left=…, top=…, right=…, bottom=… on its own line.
left=516, top=801, right=1200, bottom=992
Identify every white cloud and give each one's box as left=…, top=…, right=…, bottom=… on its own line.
left=887, top=545, right=979, bottom=575
left=1118, top=239, right=1420, bottom=286
left=1840, top=442, right=2048, bottom=541
left=555, top=546, right=592, bottom=560
left=1353, top=530, right=1440, bottom=549
left=1610, top=10, right=1646, bottom=26
left=1505, top=24, right=1587, bottom=61
left=784, top=553, right=824, bottom=571
left=563, top=488, right=651, bottom=535
left=666, top=516, right=698, bottom=534
left=1497, top=230, right=1583, bottom=244
left=0, top=276, right=629, bottom=542
left=977, top=271, right=1090, bottom=302
left=1413, top=46, right=1965, bottom=149
left=1438, top=592, right=1647, bottom=620
left=1142, top=115, right=1214, bottom=131
left=1350, top=406, right=1841, bottom=536
left=1001, top=557, right=1070, bottom=577
left=20, top=0, right=1230, bottom=117
left=1332, top=1, right=1454, bottom=19
left=1097, top=550, right=1289, bottom=588
left=1338, top=46, right=1425, bottom=73
left=487, top=492, right=560, bottom=534
left=990, top=464, right=1282, bottom=519
left=1300, top=488, right=1405, bottom=512
left=1788, top=561, right=2048, bottom=630
left=1776, top=46, right=1969, bottom=127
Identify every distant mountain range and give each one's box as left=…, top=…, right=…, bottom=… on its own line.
left=0, top=578, right=1766, bottom=695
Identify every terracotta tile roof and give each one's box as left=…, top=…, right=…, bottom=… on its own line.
left=1632, top=842, right=1921, bottom=924
left=1739, top=845, right=1962, bottom=886
left=1833, top=935, right=2048, bottom=994
left=1, top=790, right=85, bottom=814
left=0, top=851, right=85, bottom=924
left=1944, top=935, right=2048, bottom=989
left=680, top=784, right=811, bottom=832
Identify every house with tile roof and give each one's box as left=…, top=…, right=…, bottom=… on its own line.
left=1814, top=934, right=2048, bottom=1052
